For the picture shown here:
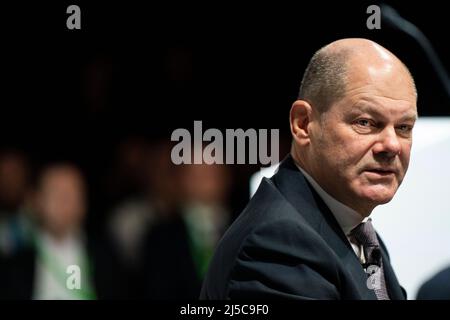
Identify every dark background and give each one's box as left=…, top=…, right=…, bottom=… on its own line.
left=2, top=0, right=449, bottom=229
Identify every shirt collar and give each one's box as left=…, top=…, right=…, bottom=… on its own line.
left=295, top=163, right=367, bottom=236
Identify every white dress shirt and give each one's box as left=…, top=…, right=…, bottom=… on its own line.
left=295, top=164, right=369, bottom=263
left=33, top=231, right=90, bottom=300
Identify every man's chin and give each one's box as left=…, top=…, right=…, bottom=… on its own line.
left=360, top=187, right=396, bottom=205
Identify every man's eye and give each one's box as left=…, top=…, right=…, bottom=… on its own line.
left=356, top=119, right=372, bottom=127
left=397, top=125, right=413, bottom=132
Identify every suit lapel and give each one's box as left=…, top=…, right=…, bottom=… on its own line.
left=272, top=155, right=378, bottom=299
left=379, top=242, right=406, bottom=300
left=318, top=211, right=378, bottom=300
left=312, top=182, right=378, bottom=300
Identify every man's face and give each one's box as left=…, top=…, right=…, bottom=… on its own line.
left=38, top=169, right=86, bottom=235
left=308, top=64, right=417, bottom=215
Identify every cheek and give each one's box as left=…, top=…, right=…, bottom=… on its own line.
left=401, top=145, right=412, bottom=168
left=327, top=141, right=365, bottom=174
left=314, top=124, right=368, bottom=174
left=393, top=142, right=413, bottom=183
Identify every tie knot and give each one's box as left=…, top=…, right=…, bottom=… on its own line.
left=350, top=218, right=380, bottom=248
left=350, top=218, right=382, bottom=266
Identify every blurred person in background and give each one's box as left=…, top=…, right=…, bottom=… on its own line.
left=140, top=159, right=232, bottom=299
left=0, top=163, right=126, bottom=299
left=105, top=136, right=150, bottom=205
left=0, top=149, right=34, bottom=258
left=108, top=139, right=180, bottom=272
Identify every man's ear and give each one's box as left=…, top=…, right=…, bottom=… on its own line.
left=290, top=100, right=313, bottom=147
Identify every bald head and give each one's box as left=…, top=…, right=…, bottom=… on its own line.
left=298, top=38, right=416, bottom=114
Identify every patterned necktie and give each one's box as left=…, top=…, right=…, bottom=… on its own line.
left=350, top=219, right=390, bottom=300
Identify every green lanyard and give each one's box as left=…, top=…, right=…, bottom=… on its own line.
left=32, top=230, right=97, bottom=300
left=184, top=218, right=214, bottom=280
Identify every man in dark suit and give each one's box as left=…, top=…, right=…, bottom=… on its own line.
left=200, top=38, right=417, bottom=300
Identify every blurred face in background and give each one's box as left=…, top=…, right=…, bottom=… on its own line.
left=179, top=163, right=230, bottom=206
left=36, top=165, right=86, bottom=238
left=145, top=141, right=179, bottom=201
left=0, top=152, right=29, bottom=212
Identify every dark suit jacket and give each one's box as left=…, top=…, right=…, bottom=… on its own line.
left=200, top=155, right=406, bottom=300
left=140, top=215, right=203, bottom=300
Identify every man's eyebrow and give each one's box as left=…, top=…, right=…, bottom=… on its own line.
left=400, top=114, right=418, bottom=122
left=351, top=104, right=418, bottom=122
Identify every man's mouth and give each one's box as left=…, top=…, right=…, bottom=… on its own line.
left=364, top=168, right=396, bottom=177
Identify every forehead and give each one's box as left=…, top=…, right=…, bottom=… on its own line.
left=334, top=65, right=417, bottom=120
left=41, top=169, right=84, bottom=189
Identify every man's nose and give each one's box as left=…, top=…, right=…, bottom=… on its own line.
left=372, top=126, right=402, bottom=158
